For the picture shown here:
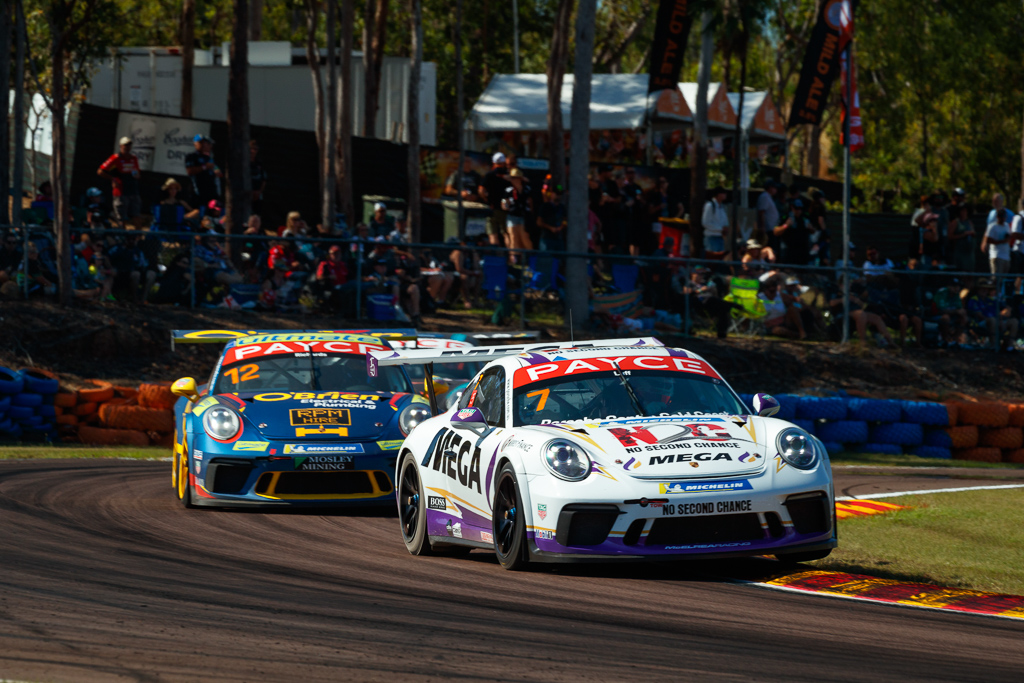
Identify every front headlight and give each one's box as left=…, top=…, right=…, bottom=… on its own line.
left=203, top=406, right=241, bottom=441
left=542, top=439, right=592, bottom=481
left=399, top=404, right=432, bottom=436
left=776, top=428, right=818, bottom=470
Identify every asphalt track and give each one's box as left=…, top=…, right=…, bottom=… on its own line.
left=2, top=460, right=1023, bottom=682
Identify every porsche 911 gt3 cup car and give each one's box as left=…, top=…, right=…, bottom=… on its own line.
left=368, top=338, right=835, bottom=569
left=169, top=330, right=429, bottom=508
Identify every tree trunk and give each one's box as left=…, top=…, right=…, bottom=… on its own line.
left=690, top=10, right=713, bottom=255
left=225, top=0, right=252, bottom=251
left=304, top=0, right=325, bottom=201
left=336, top=0, right=354, bottom=223
left=730, top=19, right=748, bottom=258
left=0, top=2, right=11, bottom=223
left=181, top=0, right=195, bottom=118
left=49, top=9, right=71, bottom=304
left=11, top=0, right=26, bottom=227
left=565, top=0, right=596, bottom=331
left=322, top=0, right=338, bottom=231
left=363, top=0, right=388, bottom=137
left=806, top=123, right=821, bottom=177
left=407, top=0, right=423, bottom=242
left=546, top=0, right=572, bottom=188
left=249, top=0, right=264, bottom=41
left=454, top=0, right=465, bottom=236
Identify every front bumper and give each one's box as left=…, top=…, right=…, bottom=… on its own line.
left=188, top=440, right=402, bottom=507
left=522, top=468, right=835, bottom=560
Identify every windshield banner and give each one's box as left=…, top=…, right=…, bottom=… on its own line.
left=512, top=356, right=721, bottom=388
left=224, top=339, right=387, bottom=365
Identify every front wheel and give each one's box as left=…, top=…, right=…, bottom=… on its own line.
left=177, top=437, right=195, bottom=509
left=493, top=463, right=528, bottom=570
left=398, top=453, right=432, bottom=556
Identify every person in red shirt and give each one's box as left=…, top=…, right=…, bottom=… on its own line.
left=317, top=245, right=349, bottom=286
left=315, top=245, right=356, bottom=314
left=98, top=137, right=142, bottom=225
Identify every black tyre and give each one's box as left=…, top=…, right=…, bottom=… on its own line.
left=492, top=463, right=528, bottom=570
left=398, top=452, right=432, bottom=556
left=775, top=548, right=832, bottom=564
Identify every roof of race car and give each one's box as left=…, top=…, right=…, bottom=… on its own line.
left=507, top=346, right=721, bottom=387
left=224, top=332, right=386, bottom=349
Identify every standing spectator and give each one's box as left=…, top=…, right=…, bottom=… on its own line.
left=756, top=180, right=780, bottom=245
left=701, top=186, right=730, bottom=256
left=948, top=204, right=976, bottom=272
left=97, top=136, right=142, bottom=225
left=774, top=198, right=811, bottom=266
left=536, top=181, right=566, bottom=252
left=153, top=178, right=197, bottom=232
left=249, top=139, right=268, bottom=216
left=1011, top=200, right=1024, bottom=274
left=648, top=176, right=684, bottom=219
left=368, top=203, right=395, bottom=239
left=982, top=208, right=1013, bottom=275
left=479, top=152, right=511, bottom=247
left=184, top=135, right=222, bottom=208
left=909, top=194, right=932, bottom=260
left=621, top=167, right=646, bottom=256
left=595, top=165, right=624, bottom=252
left=0, top=231, right=23, bottom=285
left=919, top=213, right=941, bottom=268
left=502, top=169, right=532, bottom=260
left=443, top=157, right=482, bottom=202
left=987, top=193, right=1007, bottom=225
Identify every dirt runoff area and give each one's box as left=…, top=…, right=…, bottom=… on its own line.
left=2, top=300, right=1023, bottom=399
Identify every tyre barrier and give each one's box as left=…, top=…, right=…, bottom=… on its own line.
left=953, top=447, right=1001, bottom=463
left=0, top=367, right=24, bottom=395
left=900, top=400, right=951, bottom=426
left=846, top=398, right=902, bottom=423
left=20, top=368, right=59, bottom=394
left=908, top=445, right=952, bottom=460
left=815, top=420, right=869, bottom=444
left=774, top=394, right=799, bottom=421
left=923, top=429, right=953, bottom=449
left=822, top=441, right=844, bottom=455
left=978, top=427, right=1024, bottom=450
left=11, top=392, right=43, bottom=408
left=945, top=425, right=979, bottom=448
left=791, top=419, right=816, bottom=435
left=8, top=405, right=34, bottom=421
left=73, top=402, right=98, bottom=416
left=78, top=379, right=114, bottom=404
left=954, top=402, right=1009, bottom=428
left=138, top=383, right=176, bottom=411
left=869, top=422, right=924, bottom=447
left=38, top=405, right=57, bottom=418
left=77, top=425, right=150, bottom=447
left=0, top=395, right=9, bottom=412
left=857, top=443, right=904, bottom=456
left=1008, top=404, right=1024, bottom=428
left=945, top=403, right=959, bottom=426
left=99, top=405, right=175, bottom=433
left=1004, top=449, right=1024, bottom=464
left=796, top=396, right=847, bottom=421
left=738, top=393, right=754, bottom=412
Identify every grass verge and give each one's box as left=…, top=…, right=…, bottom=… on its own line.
left=831, top=451, right=1024, bottom=470
left=812, top=489, right=1024, bottom=595
left=0, top=445, right=168, bottom=460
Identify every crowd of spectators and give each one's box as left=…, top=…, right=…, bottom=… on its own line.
left=4, top=136, right=1024, bottom=351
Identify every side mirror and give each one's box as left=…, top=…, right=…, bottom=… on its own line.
left=171, top=377, right=201, bottom=403
left=753, top=393, right=779, bottom=417
left=451, top=406, right=487, bottom=433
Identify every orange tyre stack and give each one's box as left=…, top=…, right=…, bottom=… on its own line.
left=55, top=379, right=177, bottom=448
left=948, top=400, right=1024, bottom=464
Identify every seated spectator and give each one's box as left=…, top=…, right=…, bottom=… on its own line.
left=277, top=211, right=305, bottom=237
left=759, top=277, right=806, bottom=339
left=314, top=245, right=354, bottom=314
left=361, top=257, right=400, bottom=313
left=35, top=181, right=53, bottom=203
left=449, top=236, right=482, bottom=308
left=71, top=250, right=103, bottom=301
left=418, top=247, right=454, bottom=308
left=153, top=178, right=198, bottom=232
left=194, top=234, right=243, bottom=288
left=109, top=231, right=158, bottom=303
left=0, top=231, right=23, bottom=285
left=90, top=241, right=117, bottom=301
left=150, top=252, right=192, bottom=305
left=444, top=158, right=482, bottom=202
left=863, top=246, right=894, bottom=276
left=394, top=257, right=424, bottom=326
left=24, top=242, right=58, bottom=297
left=967, top=279, right=1018, bottom=350
left=369, top=203, right=395, bottom=238
left=678, top=266, right=731, bottom=338
left=83, top=187, right=109, bottom=225
left=741, top=239, right=776, bottom=279
left=260, top=255, right=304, bottom=311
left=388, top=214, right=411, bottom=244
left=239, top=214, right=265, bottom=268
left=927, top=283, right=969, bottom=346
left=825, top=276, right=894, bottom=347
left=865, top=273, right=924, bottom=347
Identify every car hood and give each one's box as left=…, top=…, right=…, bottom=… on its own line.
left=523, top=415, right=769, bottom=479
left=225, top=391, right=408, bottom=441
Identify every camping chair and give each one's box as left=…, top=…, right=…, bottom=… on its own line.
left=611, top=263, right=639, bottom=294
left=722, top=277, right=768, bottom=335
left=526, top=255, right=562, bottom=293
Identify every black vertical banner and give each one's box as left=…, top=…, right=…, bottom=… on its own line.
left=788, top=0, right=845, bottom=127
left=647, top=0, right=694, bottom=94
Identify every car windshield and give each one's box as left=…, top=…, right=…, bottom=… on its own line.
left=513, top=370, right=744, bottom=427
left=405, top=361, right=482, bottom=383
left=215, top=353, right=410, bottom=394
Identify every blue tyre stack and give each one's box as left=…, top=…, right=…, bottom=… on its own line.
left=0, top=367, right=60, bottom=442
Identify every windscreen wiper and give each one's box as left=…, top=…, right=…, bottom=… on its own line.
left=611, top=360, right=646, bottom=417
left=304, top=344, right=319, bottom=390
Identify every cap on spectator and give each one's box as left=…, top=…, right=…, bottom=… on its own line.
left=162, top=177, right=181, bottom=191
left=492, top=152, right=507, bottom=164
left=207, top=199, right=222, bottom=214
left=374, top=202, right=387, bottom=211
left=785, top=276, right=801, bottom=286
left=119, top=136, right=133, bottom=146
left=792, top=198, right=805, bottom=209
left=375, top=258, right=388, bottom=266
left=712, top=185, right=727, bottom=195
left=86, top=187, right=102, bottom=198
left=329, top=245, right=342, bottom=253
left=848, top=242, right=857, bottom=250
left=953, top=187, right=966, bottom=196
left=745, top=238, right=762, bottom=250
left=193, top=134, right=204, bottom=143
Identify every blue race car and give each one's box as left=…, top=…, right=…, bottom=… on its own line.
left=169, top=330, right=430, bottom=508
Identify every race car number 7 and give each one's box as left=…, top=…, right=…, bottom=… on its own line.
left=525, top=388, right=550, bottom=411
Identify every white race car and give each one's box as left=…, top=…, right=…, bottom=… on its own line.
left=367, top=338, right=835, bottom=570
